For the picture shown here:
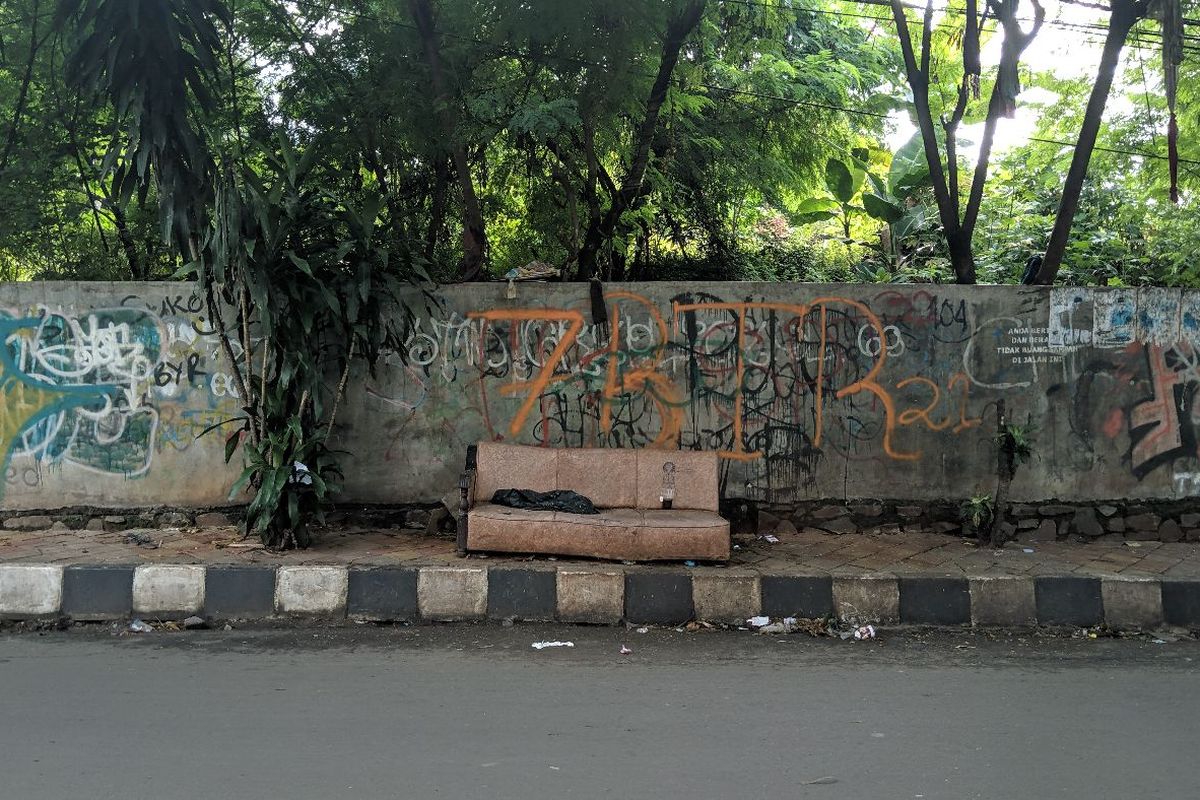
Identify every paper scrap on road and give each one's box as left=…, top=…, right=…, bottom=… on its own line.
left=532, top=641, right=575, bottom=650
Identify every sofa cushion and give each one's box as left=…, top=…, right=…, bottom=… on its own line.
left=640, top=509, right=729, bottom=529
left=467, top=503, right=729, bottom=561
left=556, top=448, right=638, bottom=508
left=635, top=449, right=720, bottom=512
left=473, top=441, right=557, bottom=503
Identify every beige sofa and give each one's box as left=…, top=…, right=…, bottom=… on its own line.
left=458, top=442, right=730, bottom=562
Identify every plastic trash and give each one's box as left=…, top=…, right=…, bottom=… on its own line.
left=492, top=488, right=598, bottom=515
left=759, top=617, right=802, bottom=634
left=129, top=619, right=154, bottom=633
left=620, top=645, right=632, bottom=655
left=124, top=530, right=158, bottom=548
left=763, top=534, right=780, bottom=544
left=290, top=461, right=314, bottom=486
left=684, top=560, right=696, bottom=568
left=636, top=627, right=648, bottom=634
left=746, top=616, right=771, bottom=628
left=531, top=641, right=574, bottom=650
left=853, top=624, right=876, bottom=640
left=1022, top=547, right=1034, bottom=554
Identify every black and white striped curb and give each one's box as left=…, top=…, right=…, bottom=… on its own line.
left=1, top=564, right=1198, bottom=629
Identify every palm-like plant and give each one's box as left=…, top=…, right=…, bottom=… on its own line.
left=56, top=0, right=410, bottom=547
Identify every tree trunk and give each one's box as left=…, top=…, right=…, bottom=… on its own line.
left=1036, top=0, right=1146, bottom=284
left=890, top=0, right=974, bottom=284
left=893, top=0, right=1042, bottom=284
left=576, top=116, right=604, bottom=281
left=62, top=105, right=112, bottom=256
left=988, top=400, right=1012, bottom=547
left=0, top=0, right=42, bottom=173
left=425, top=157, right=449, bottom=262
left=409, top=0, right=487, bottom=282
left=111, top=200, right=142, bottom=279
left=361, top=132, right=407, bottom=244
left=575, top=0, right=706, bottom=279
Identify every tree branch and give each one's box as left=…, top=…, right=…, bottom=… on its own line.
left=919, top=0, right=933, bottom=78
left=1036, top=0, right=1139, bottom=283
left=409, top=0, right=487, bottom=281
left=891, top=0, right=972, bottom=280
left=0, top=0, right=47, bottom=173
left=962, top=0, right=1044, bottom=237
left=576, top=0, right=706, bottom=280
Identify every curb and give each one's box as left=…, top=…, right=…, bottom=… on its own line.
left=1, top=563, right=1198, bottom=630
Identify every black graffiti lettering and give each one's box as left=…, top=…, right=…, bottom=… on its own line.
left=155, top=360, right=183, bottom=387
left=185, top=352, right=208, bottom=384
left=160, top=294, right=204, bottom=316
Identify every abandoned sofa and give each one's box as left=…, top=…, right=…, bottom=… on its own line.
left=458, top=442, right=730, bottom=562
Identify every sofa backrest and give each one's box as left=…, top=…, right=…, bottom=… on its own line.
left=473, top=442, right=719, bottom=512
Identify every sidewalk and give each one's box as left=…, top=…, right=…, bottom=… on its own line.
left=2, top=522, right=1199, bottom=630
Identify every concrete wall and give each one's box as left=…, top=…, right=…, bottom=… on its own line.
left=1, top=282, right=241, bottom=510
left=5, top=280, right=1200, bottom=511
left=338, top=282, right=1200, bottom=506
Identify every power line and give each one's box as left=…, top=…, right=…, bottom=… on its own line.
left=853, top=0, right=1200, bottom=47
left=278, top=0, right=1198, bottom=169
left=1030, top=136, right=1200, bottom=166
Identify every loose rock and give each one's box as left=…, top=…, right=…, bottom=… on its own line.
left=774, top=519, right=799, bottom=536
left=1159, top=519, right=1184, bottom=542
left=1072, top=508, right=1104, bottom=538
left=157, top=511, right=192, bottom=528
left=1126, top=513, right=1161, bottom=532
left=3, top=515, right=54, bottom=531
left=1038, top=505, right=1074, bottom=516
left=811, top=505, right=849, bottom=520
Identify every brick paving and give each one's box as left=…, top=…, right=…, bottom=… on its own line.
left=3, top=523, right=1200, bottom=579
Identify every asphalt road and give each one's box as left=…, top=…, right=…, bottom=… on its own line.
left=1, top=623, right=1196, bottom=799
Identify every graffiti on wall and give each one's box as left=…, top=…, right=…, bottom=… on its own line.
left=370, top=284, right=1200, bottom=503
left=8, top=282, right=1200, bottom=506
left=1, top=291, right=240, bottom=498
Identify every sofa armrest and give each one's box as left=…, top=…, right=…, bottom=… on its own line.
left=456, top=444, right=479, bottom=557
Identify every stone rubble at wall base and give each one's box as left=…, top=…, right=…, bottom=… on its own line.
left=3, top=499, right=1199, bottom=543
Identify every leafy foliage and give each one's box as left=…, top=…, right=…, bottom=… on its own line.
left=0, top=0, right=1197, bottom=288
left=57, top=0, right=229, bottom=249
left=189, top=139, right=408, bottom=546
left=996, top=422, right=1035, bottom=467
left=962, top=492, right=994, bottom=532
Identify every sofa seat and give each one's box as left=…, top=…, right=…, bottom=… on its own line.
left=468, top=503, right=730, bottom=562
